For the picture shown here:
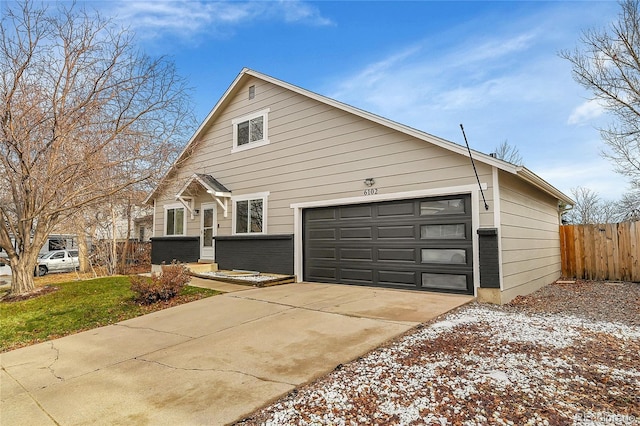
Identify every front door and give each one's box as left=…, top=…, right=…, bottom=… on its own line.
left=200, top=203, right=216, bottom=260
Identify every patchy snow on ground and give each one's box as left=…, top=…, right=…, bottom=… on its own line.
left=197, top=271, right=278, bottom=283
left=240, top=302, right=640, bottom=426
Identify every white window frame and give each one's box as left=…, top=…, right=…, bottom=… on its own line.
left=164, top=203, right=187, bottom=236
left=231, top=192, right=269, bottom=235
left=231, top=108, right=270, bottom=153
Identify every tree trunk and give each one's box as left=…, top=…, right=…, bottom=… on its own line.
left=111, top=206, right=118, bottom=275
left=78, top=231, right=91, bottom=273
left=75, top=217, right=92, bottom=273
left=119, top=201, right=132, bottom=275
left=9, top=256, right=36, bottom=295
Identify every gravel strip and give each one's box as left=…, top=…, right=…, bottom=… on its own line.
left=237, top=280, right=640, bottom=426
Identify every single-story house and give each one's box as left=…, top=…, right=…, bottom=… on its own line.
left=145, top=68, right=573, bottom=304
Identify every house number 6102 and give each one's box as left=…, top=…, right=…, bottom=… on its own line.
left=363, top=188, right=378, bottom=196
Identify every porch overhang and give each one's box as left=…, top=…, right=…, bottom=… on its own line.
left=175, top=173, right=232, bottom=218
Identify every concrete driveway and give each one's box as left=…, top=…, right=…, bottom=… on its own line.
left=1, top=280, right=473, bottom=425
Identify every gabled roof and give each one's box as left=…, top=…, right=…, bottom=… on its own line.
left=175, top=173, right=231, bottom=200
left=194, top=173, right=231, bottom=195
left=145, top=68, right=573, bottom=205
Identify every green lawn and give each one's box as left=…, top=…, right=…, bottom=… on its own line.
left=0, top=277, right=219, bottom=352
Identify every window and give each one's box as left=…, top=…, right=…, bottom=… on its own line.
left=422, top=273, right=468, bottom=290
left=232, top=109, right=270, bottom=152
left=421, top=223, right=466, bottom=239
left=420, top=198, right=465, bottom=215
left=49, top=239, right=64, bottom=251
left=232, top=192, right=268, bottom=234
left=421, top=248, right=466, bottom=264
left=165, top=204, right=186, bottom=236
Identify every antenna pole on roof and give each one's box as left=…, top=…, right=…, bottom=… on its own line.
left=460, top=124, right=489, bottom=211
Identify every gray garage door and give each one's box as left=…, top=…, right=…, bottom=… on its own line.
left=303, top=195, right=473, bottom=295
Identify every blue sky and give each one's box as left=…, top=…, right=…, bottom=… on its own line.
left=94, top=0, right=629, bottom=200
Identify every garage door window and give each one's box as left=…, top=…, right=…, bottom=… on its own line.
left=421, top=248, right=466, bottom=264
left=422, top=273, right=467, bottom=290
left=420, top=198, right=465, bottom=215
left=421, top=223, right=466, bottom=239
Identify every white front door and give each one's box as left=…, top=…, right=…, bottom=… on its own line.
left=200, top=203, right=216, bottom=260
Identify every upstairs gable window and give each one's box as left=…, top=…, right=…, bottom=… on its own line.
left=232, top=109, right=270, bottom=153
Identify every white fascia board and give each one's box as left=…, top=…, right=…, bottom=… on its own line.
left=515, top=167, right=575, bottom=205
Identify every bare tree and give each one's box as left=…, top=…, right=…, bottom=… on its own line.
left=564, top=187, right=621, bottom=224
left=492, top=140, right=523, bottom=165
left=0, top=1, right=194, bottom=295
left=561, top=0, right=640, bottom=189
left=618, top=185, right=640, bottom=220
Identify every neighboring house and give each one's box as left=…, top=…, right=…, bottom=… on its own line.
left=134, top=214, right=153, bottom=242
left=1, top=234, right=78, bottom=257
left=145, top=68, right=573, bottom=304
left=94, top=205, right=153, bottom=242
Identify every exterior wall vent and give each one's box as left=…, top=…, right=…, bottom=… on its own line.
left=249, top=85, right=255, bottom=100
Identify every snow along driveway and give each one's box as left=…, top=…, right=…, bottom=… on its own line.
left=237, top=281, right=640, bottom=425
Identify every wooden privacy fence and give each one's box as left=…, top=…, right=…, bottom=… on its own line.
left=560, top=222, right=640, bottom=282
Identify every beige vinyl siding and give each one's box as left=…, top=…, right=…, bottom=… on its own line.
left=154, top=77, right=496, bottom=238
left=499, top=171, right=561, bottom=302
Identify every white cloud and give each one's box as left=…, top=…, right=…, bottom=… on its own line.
left=331, top=46, right=422, bottom=93
left=108, top=0, right=333, bottom=40
left=278, top=0, right=334, bottom=26
left=446, top=32, right=537, bottom=70
left=567, top=99, right=605, bottom=125
left=536, top=159, right=631, bottom=200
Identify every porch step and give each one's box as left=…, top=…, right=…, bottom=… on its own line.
left=187, top=263, right=219, bottom=274
left=187, top=269, right=296, bottom=288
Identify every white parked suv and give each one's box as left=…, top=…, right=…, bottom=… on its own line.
left=36, top=249, right=79, bottom=276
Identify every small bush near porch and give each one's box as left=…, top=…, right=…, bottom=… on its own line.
left=0, top=276, right=219, bottom=352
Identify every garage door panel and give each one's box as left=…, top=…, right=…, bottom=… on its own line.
left=305, top=208, right=336, bottom=221
left=340, top=268, right=373, bottom=282
left=377, top=225, right=416, bottom=239
left=309, top=248, right=337, bottom=260
left=340, top=248, right=373, bottom=261
left=340, top=227, right=372, bottom=240
left=378, top=270, right=416, bottom=286
left=340, top=205, right=373, bottom=219
left=377, top=248, right=416, bottom=262
left=304, top=195, right=473, bottom=294
left=377, top=201, right=415, bottom=217
left=309, top=228, right=336, bottom=240
left=308, top=266, right=337, bottom=280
